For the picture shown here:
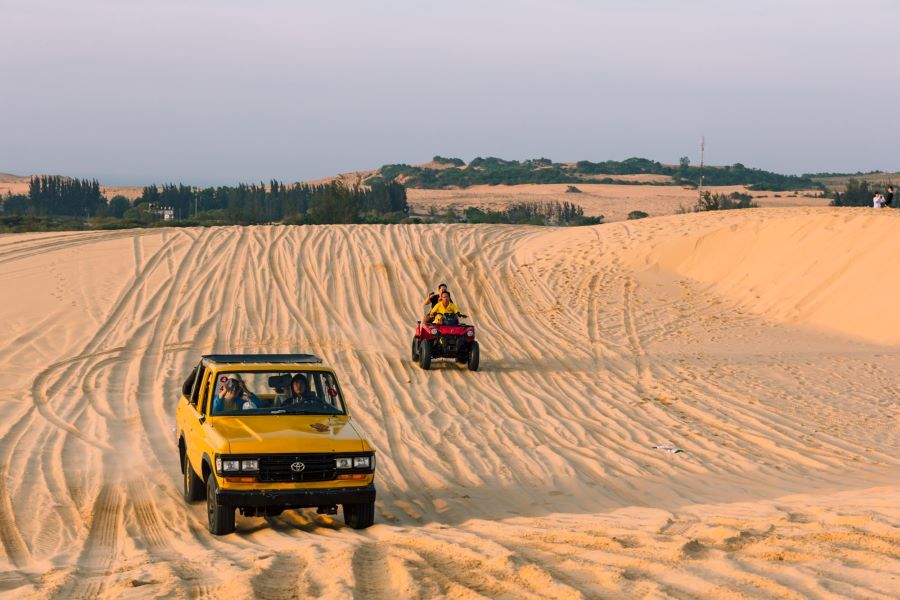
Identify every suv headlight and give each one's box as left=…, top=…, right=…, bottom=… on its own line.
left=336, top=455, right=374, bottom=469
left=216, top=455, right=255, bottom=474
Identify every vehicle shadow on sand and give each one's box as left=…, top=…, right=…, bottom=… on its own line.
left=231, top=463, right=896, bottom=535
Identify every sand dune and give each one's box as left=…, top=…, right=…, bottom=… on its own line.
left=0, top=207, right=897, bottom=598
left=637, top=209, right=900, bottom=345
left=407, top=184, right=829, bottom=222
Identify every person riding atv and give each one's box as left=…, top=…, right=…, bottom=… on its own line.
left=428, top=291, right=467, bottom=324
left=413, top=290, right=479, bottom=371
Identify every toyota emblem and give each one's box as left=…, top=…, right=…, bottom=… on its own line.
left=290, top=462, right=306, bottom=473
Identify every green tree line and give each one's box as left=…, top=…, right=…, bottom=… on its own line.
left=464, top=201, right=603, bottom=226
left=828, top=178, right=894, bottom=207
left=1, top=177, right=409, bottom=230
left=369, top=156, right=817, bottom=191
left=16, top=176, right=106, bottom=217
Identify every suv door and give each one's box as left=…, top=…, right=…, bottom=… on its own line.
left=183, top=363, right=207, bottom=470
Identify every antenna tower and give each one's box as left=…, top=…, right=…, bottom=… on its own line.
left=699, top=135, right=705, bottom=196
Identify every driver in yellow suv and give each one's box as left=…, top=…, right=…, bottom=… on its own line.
left=280, top=373, right=318, bottom=405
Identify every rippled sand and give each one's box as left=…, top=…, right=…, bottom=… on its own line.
left=0, top=207, right=897, bottom=598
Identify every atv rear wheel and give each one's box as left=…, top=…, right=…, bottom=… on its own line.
left=467, top=341, right=480, bottom=371
left=411, top=336, right=420, bottom=361
left=419, top=339, right=432, bottom=370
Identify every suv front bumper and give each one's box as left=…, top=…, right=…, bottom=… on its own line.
left=214, top=484, right=376, bottom=508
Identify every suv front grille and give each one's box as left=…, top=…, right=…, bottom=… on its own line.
left=258, top=453, right=336, bottom=483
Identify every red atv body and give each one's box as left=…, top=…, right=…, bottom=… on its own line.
left=412, top=316, right=480, bottom=371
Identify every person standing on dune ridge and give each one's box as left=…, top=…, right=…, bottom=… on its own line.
left=885, top=185, right=894, bottom=207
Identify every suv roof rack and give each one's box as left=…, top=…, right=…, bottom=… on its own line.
left=202, top=354, right=323, bottom=364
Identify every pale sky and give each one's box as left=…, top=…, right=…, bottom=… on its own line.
left=1, top=0, right=898, bottom=184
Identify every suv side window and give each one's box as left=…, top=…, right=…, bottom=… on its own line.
left=198, top=371, right=215, bottom=416
left=320, top=372, right=345, bottom=412
left=190, top=364, right=206, bottom=406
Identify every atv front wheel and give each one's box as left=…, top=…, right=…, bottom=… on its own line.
left=467, top=341, right=480, bottom=371
left=419, top=339, right=432, bottom=370
left=411, top=336, right=420, bottom=361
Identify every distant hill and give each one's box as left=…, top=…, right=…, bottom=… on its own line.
left=809, top=171, right=898, bottom=191
left=0, top=173, right=28, bottom=183
left=363, top=156, right=817, bottom=191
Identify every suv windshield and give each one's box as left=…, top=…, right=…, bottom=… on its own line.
left=209, top=370, right=346, bottom=416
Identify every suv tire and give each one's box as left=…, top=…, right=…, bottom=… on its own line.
left=183, top=451, right=205, bottom=503
left=343, top=501, right=375, bottom=529
left=206, top=474, right=236, bottom=535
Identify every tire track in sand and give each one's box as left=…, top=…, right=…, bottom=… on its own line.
left=252, top=552, right=310, bottom=600
left=56, top=483, right=125, bottom=599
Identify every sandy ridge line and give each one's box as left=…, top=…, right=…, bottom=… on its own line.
left=0, top=229, right=154, bottom=267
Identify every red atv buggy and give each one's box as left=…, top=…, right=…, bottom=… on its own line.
left=411, top=313, right=480, bottom=371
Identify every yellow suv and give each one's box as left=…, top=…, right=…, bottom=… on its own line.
left=175, top=354, right=376, bottom=535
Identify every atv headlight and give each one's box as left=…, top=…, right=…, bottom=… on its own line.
left=241, top=459, right=259, bottom=471
left=353, top=456, right=371, bottom=468
left=430, top=328, right=437, bottom=335
left=336, top=457, right=353, bottom=469
left=466, top=330, right=474, bottom=337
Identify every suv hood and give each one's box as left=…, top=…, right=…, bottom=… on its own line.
left=210, top=415, right=366, bottom=454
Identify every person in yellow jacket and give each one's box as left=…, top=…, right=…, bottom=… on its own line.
left=429, top=290, right=468, bottom=324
